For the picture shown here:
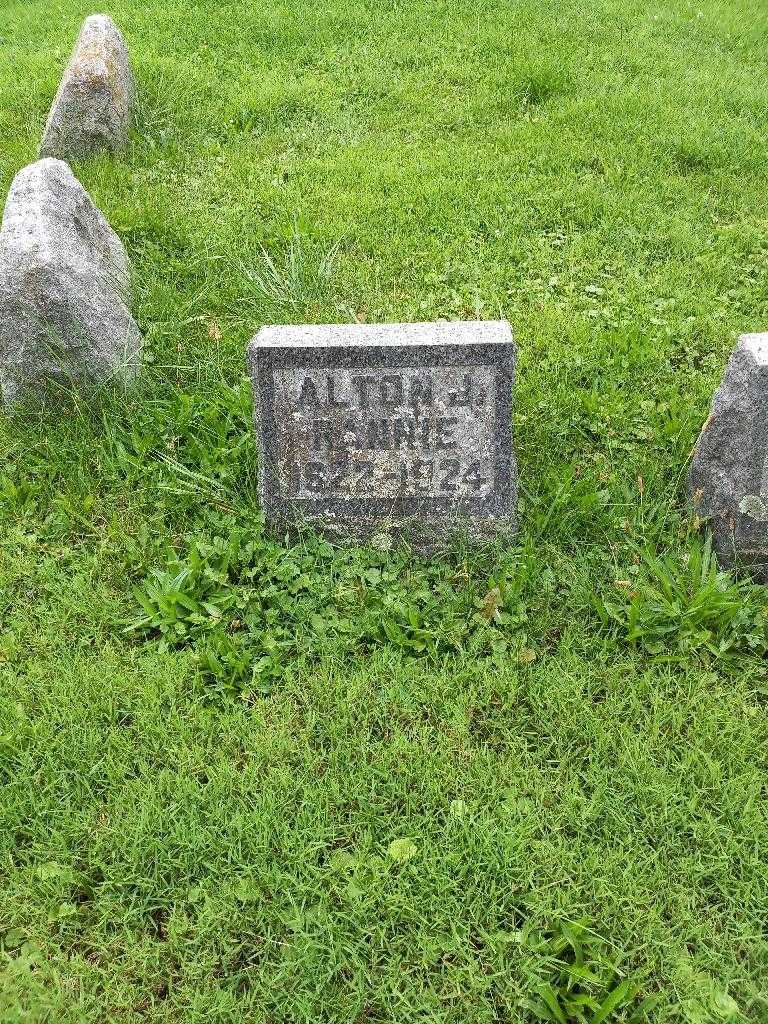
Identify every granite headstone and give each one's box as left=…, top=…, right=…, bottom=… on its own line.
left=0, top=158, right=141, bottom=406
left=39, top=15, right=135, bottom=161
left=688, top=332, right=768, bottom=580
left=247, top=321, right=517, bottom=545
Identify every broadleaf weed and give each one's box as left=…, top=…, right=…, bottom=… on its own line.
left=125, top=521, right=534, bottom=690
left=519, top=918, right=652, bottom=1024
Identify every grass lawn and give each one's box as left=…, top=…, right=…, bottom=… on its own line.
left=2, top=0, right=768, bottom=1020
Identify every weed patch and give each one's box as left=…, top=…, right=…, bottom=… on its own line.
left=127, top=524, right=533, bottom=692
left=594, top=538, right=768, bottom=665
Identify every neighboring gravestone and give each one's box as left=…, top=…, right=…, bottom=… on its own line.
left=40, top=15, right=135, bottom=160
left=247, top=321, right=517, bottom=545
left=689, top=333, right=768, bottom=580
left=0, top=158, right=141, bottom=406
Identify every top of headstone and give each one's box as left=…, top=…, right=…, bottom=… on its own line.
left=70, top=14, right=129, bottom=56
left=251, top=321, right=513, bottom=349
left=1, top=158, right=72, bottom=231
left=740, top=333, right=768, bottom=363
left=85, top=13, right=118, bottom=27
left=0, top=158, right=123, bottom=279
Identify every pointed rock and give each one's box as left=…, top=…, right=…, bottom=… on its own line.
left=0, top=158, right=141, bottom=405
left=40, top=15, right=135, bottom=160
left=689, top=333, right=768, bottom=579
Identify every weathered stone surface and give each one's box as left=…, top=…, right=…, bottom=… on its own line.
left=40, top=15, right=135, bottom=160
left=0, top=158, right=141, bottom=405
left=247, top=321, right=517, bottom=546
left=688, top=333, right=768, bottom=579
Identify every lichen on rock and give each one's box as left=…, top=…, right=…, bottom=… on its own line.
left=39, top=15, right=136, bottom=161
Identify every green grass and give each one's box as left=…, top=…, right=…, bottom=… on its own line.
left=2, top=0, right=768, bottom=1020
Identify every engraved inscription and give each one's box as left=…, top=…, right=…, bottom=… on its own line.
left=272, top=366, right=497, bottom=499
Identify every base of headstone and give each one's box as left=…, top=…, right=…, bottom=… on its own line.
left=247, top=321, right=518, bottom=550
left=688, top=332, right=768, bottom=581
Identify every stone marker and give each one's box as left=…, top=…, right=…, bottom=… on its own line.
left=40, top=15, right=135, bottom=160
left=689, top=333, right=768, bottom=580
left=247, top=321, right=517, bottom=545
left=0, top=158, right=141, bottom=406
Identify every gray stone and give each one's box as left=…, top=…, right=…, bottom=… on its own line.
left=688, top=333, right=768, bottom=580
left=247, top=321, right=517, bottom=546
left=40, top=15, right=135, bottom=160
left=0, top=158, right=141, bottom=406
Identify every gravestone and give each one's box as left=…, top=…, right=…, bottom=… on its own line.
left=247, top=321, right=517, bottom=545
left=39, top=15, right=135, bottom=161
left=0, top=158, right=141, bottom=406
left=688, top=333, right=768, bottom=580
